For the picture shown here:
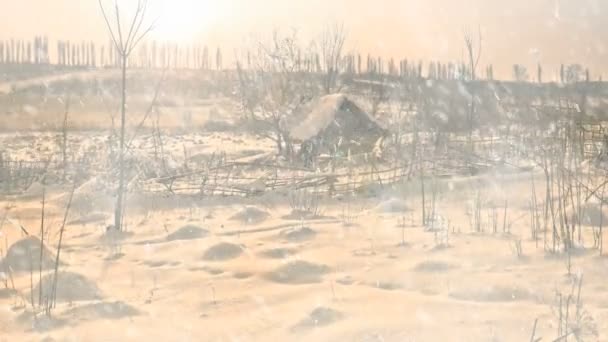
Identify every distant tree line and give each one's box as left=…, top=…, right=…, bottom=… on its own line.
left=0, top=36, right=219, bottom=70
left=0, top=35, right=600, bottom=84
left=0, top=36, right=50, bottom=65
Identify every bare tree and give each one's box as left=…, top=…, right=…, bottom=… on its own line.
left=463, top=26, right=482, bottom=158
left=216, top=47, right=222, bottom=70
left=463, top=26, right=482, bottom=81
left=317, top=23, right=347, bottom=94
left=513, top=64, right=529, bottom=82
left=368, top=75, right=390, bottom=117
left=236, top=29, right=313, bottom=157
left=60, top=96, right=71, bottom=180
left=564, top=64, right=585, bottom=84
left=99, top=0, right=156, bottom=231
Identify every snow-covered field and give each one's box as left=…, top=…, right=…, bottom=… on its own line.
left=0, top=72, right=606, bottom=342
left=1, top=145, right=607, bottom=341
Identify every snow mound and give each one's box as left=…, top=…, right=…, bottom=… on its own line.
left=292, top=307, right=344, bottom=331
left=202, top=242, right=244, bottom=261
left=374, top=198, right=410, bottom=213
left=258, top=247, right=297, bottom=259
left=32, top=272, right=102, bottom=303
left=265, top=260, right=329, bottom=284
left=2, top=237, right=56, bottom=272
left=229, top=206, right=270, bottom=224
left=280, top=227, right=317, bottom=242
left=166, top=224, right=209, bottom=241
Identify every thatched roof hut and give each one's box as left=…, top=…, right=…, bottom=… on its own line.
left=288, top=94, right=386, bottom=158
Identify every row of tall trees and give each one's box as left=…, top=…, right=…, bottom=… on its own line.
left=512, top=63, right=592, bottom=83
left=0, top=36, right=223, bottom=70
left=56, top=40, right=97, bottom=67
left=0, top=36, right=598, bottom=84
left=0, top=36, right=50, bottom=64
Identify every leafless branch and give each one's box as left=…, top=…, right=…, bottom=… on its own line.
left=98, top=0, right=121, bottom=52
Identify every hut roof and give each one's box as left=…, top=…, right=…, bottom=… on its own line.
left=288, top=94, right=384, bottom=141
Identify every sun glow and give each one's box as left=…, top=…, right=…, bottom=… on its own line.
left=153, top=0, right=219, bottom=41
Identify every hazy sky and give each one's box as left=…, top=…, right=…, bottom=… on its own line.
left=2, top=0, right=608, bottom=78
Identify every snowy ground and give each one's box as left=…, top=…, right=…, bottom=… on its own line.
left=0, top=72, right=606, bottom=341
left=1, top=161, right=607, bottom=341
